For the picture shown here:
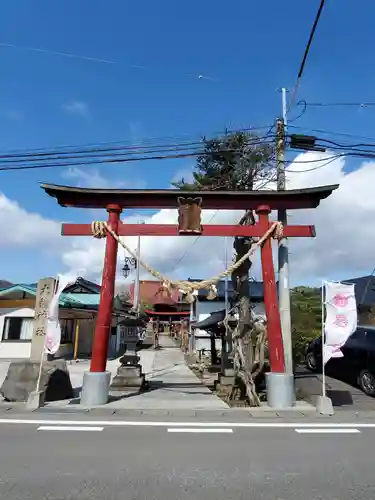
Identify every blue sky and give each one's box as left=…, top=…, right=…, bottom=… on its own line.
left=0, top=0, right=374, bottom=283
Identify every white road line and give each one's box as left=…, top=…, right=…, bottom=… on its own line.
left=295, top=428, right=360, bottom=434
left=0, top=419, right=374, bottom=429
left=37, top=426, right=104, bottom=432
left=168, top=428, right=233, bottom=434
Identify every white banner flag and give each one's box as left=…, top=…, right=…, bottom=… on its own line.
left=323, top=281, right=357, bottom=364
left=44, top=273, right=76, bottom=355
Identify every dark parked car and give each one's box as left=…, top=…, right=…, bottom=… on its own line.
left=305, top=325, right=375, bottom=397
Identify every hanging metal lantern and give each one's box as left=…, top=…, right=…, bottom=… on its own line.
left=122, top=256, right=136, bottom=278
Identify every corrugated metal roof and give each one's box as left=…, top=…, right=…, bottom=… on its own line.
left=0, top=284, right=37, bottom=297
left=60, top=293, right=100, bottom=307
left=0, top=285, right=101, bottom=308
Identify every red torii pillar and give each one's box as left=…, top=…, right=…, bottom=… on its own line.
left=90, top=204, right=122, bottom=373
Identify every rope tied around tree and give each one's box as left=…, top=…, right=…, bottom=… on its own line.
left=91, top=219, right=283, bottom=302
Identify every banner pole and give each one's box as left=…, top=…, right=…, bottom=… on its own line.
left=321, top=280, right=326, bottom=398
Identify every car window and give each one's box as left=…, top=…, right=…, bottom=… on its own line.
left=364, top=330, right=375, bottom=348
left=349, top=328, right=367, bottom=342
left=345, top=328, right=367, bottom=347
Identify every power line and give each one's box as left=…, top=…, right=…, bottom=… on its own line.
left=299, top=101, right=375, bottom=108
left=0, top=41, right=216, bottom=81
left=286, top=154, right=341, bottom=173
left=0, top=124, right=275, bottom=157
left=0, top=149, right=370, bottom=173
left=0, top=136, right=278, bottom=172
left=0, top=135, right=276, bottom=164
left=289, top=0, right=327, bottom=110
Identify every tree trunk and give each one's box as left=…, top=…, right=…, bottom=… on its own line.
left=229, top=210, right=261, bottom=406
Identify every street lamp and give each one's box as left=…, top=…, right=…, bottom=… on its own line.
left=122, top=256, right=137, bottom=279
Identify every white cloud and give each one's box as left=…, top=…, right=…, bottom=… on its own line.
left=0, top=193, right=60, bottom=248
left=61, top=167, right=124, bottom=189
left=61, top=167, right=147, bottom=189
left=62, top=100, right=89, bottom=117
left=60, top=151, right=375, bottom=286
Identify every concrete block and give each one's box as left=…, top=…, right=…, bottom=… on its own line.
left=1, top=360, right=73, bottom=403
left=316, top=395, right=334, bottom=416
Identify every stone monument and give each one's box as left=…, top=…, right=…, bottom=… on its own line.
left=110, top=319, right=146, bottom=392
left=30, top=278, right=56, bottom=361
left=1, top=277, right=74, bottom=405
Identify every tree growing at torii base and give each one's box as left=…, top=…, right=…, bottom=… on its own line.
left=172, top=131, right=275, bottom=406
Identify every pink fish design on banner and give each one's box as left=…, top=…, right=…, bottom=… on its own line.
left=44, top=274, right=76, bottom=355
left=323, top=281, right=357, bottom=364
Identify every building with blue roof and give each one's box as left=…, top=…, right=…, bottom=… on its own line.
left=0, top=277, right=133, bottom=360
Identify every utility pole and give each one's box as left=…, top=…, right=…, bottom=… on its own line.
left=224, top=237, right=229, bottom=314
left=277, top=88, right=293, bottom=374
left=223, top=236, right=232, bottom=362
left=134, top=219, right=145, bottom=317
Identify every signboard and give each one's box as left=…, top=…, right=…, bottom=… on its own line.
left=323, top=281, right=357, bottom=364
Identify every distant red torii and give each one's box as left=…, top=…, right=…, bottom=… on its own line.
left=41, top=183, right=338, bottom=383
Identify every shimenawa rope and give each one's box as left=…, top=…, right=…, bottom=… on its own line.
left=91, top=220, right=283, bottom=302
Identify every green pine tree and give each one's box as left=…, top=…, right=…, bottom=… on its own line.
left=172, top=131, right=275, bottom=191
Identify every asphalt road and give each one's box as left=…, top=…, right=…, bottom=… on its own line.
left=0, top=416, right=374, bottom=499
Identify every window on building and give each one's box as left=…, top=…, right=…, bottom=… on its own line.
left=2, top=317, right=34, bottom=341
left=60, top=319, right=74, bottom=344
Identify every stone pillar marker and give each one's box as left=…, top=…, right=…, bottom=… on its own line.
left=30, top=277, right=56, bottom=361
left=0, top=276, right=74, bottom=405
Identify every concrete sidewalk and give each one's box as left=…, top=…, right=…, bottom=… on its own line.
left=106, top=342, right=229, bottom=410
left=0, top=338, right=228, bottom=410
left=65, top=343, right=228, bottom=410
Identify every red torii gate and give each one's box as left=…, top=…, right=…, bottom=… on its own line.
left=41, top=183, right=338, bottom=403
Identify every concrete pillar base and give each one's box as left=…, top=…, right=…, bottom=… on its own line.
left=80, top=371, right=111, bottom=406
left=266, top=372, right=295, bottom=408
left=316, top=395, right=334, bottom=415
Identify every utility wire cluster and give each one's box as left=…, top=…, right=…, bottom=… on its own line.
left=0, top=132, right=277, bottom=172
left=0, top=127, right=375, bottom=174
